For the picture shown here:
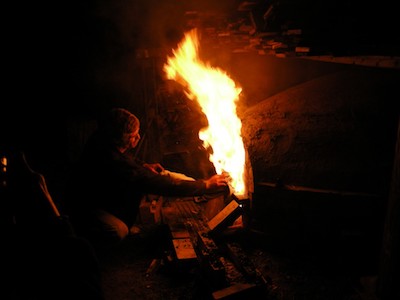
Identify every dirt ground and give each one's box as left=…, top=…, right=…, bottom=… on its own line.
left=98, top=222, right=380, bottom=300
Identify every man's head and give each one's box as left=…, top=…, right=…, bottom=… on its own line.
left=99, top=108, right=141, bottom=151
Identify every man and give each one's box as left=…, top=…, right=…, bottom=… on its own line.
left=64, top=107, right=230, bottom=252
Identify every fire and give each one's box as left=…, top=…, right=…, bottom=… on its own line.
left=163, top=28, right=246, bottom=196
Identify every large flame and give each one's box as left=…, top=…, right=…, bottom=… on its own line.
left=163, top=28, right=246, bottom=196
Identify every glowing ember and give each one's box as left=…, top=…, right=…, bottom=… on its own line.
left=164, top=28, right=246, bottom=196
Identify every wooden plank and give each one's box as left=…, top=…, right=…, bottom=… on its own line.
left=212, top=283, right=257, bottom=299
left=172, top=238, right=197, bottom=260
left=207, top=200, right=241, bottom=231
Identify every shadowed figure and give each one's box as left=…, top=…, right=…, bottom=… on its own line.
left=64, top=107, right=230, bottom=255
left=2, top=148, right=104, bottom=300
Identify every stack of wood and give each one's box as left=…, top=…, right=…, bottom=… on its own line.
left=159, top=195, right=267, bottom=299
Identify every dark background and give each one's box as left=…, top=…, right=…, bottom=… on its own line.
left=3, top=1, right=399, bottom=299
left=7, top=0, right=400, bottom=119
left=3, top=0, right=400, bottom=201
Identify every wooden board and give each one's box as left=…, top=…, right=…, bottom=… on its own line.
left=172, top=238, right=197, bottom=260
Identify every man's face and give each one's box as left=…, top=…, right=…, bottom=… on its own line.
left=129, top=128, right=141, bottom=148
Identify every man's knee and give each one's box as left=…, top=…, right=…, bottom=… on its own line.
left=112, top=221, right=129, bottom=240
left=95, top=209, right=129, bottom=242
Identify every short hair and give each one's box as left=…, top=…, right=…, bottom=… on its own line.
left=99, top=108, right=140, bottom=148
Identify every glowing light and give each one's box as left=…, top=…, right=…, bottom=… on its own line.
left=164, top=28, right=246, bottom=196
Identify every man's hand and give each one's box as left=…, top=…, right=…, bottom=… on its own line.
left=205, top=172, right=231, bottom=189
left=143, top=163, right=165, bottom=174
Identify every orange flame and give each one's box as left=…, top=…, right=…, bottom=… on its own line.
left=164, top=28, right=246, bottom=196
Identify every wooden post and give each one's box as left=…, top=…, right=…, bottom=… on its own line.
left=377, top=115, right=400, bottom=299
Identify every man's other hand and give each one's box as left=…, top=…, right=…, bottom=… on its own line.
left=143, top=163, right=165, bottom=174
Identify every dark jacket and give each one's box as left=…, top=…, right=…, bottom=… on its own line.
left=65, top=130, right=219, bottom=227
